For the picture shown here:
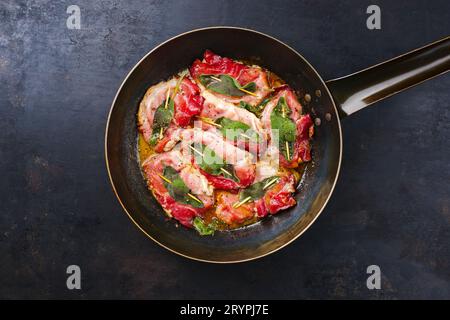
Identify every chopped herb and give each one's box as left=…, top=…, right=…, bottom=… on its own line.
left=162, top=166, right=204, bottom=208
left=199, top=74, right=256, bottom=97
left=239, top=176, right=279, bottom=201
left=270, top=97, right=296, bottom=160
left=193, top=216, right=217, bottom=236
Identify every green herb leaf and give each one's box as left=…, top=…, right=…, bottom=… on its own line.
left=259, top=98, right=271, bottom=108
left=239, top=176, right=279, bottom=201
left=216, top=117, right=259, bottom=143
left=241, top=81, right=256, bottom=92
left=193, top=217, right=217, bottom=236
left=199, top=74, right=256, bottom=97
left=239, top=99, right=269, bottom=118
left=193, top=143, right=240, bottom=182
left=162, top=166, right=204, bottom=208
left=149, top=98, right=174, bottom=146
left=270, top=97, right=296, bottom=160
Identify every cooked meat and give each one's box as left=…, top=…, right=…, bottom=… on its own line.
left=142, top=150, right=214, bottom=226
left=198, top=90, right=267, bottom=154
left=254, top=174, right=297, bottom=217
left=215, top=174, right=297, bottom=224
left=138, top=75, right=204, bottom=146
left=200, top=90, right=264, bottom=133
left=138, top=51, right=313, bottom=234
left=261, top=86, right=313, bottom=168
left=190, top=50, right=271, bottom=106
left=155, top=128, right=256, bottom=189
left=215, top=191, right=256, bottom=225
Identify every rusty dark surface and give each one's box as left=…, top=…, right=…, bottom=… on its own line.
left=0, top=0, right=449, bottom=299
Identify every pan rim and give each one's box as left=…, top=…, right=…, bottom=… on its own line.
left=104, top=26, right=343, bottom=263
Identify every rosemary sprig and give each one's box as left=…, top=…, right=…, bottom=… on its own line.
left=239, top=132, right=252, bottom=140
left=220, top=167, right=232, bottom=177
left=158, top=173, right=172, bottom=184
left=233, top=196, right=252, bottom=209
left=198, top=116, right=222, bottom=128
left=286, top=141, right=290, bottom=161
left=189, top=145, right=204, bottom=157
left=186, top=193, right=203, bottom=204
left=263, top=177, right=279, bottom=190
left=164, top=89, right=170, bottom=109
left=210, top=75, right=221, bottom=82
left=171, top=70, right=188, bottom=99
left=239, top=87, right=257, bottom=96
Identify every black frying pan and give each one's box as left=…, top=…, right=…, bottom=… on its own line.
left=105, top=27, right=449, bottom=263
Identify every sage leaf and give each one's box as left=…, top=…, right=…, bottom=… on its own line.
left=216, top=117, right=259, bottom=143
left=239, top=99, right=269, bottom=118
left=239, top=176, right=279, bottom=201
left=193, top=143, right=240, bottom=182
left=193, top=216, right=217, bottom=236
left=270, top=97, right=296, bottom=160
left=149, top=98, right=174, bottom=146
left=162, top=166, right=204, bottom=208
left=199, top=74, right=256, bottom=97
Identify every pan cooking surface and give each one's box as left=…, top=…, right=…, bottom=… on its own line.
left=106, top=27, right=342, bottom=262
left=136, top=50, right=315, bottom=235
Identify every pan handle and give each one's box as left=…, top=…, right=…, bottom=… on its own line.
left=326, top=36, right=450, bottom=117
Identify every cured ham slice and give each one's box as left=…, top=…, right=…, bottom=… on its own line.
left=190, top=50, right=271, bottom=105
left=175, top=77, right=205, bottom=126
left=254, top=175, right=297, bottom=217
left=214, top=174, right=297, bottom=224
left=261, top=86, right=314, bottom=168
left=138, top=74, right=204, bottom=146
left=142, top=150, right=214, bottom=227
left=156, top=128, right=256, bottom=189
left=198, top=90, right=267, bottom=154
left=254, top=146, right=280, bottom=182
left=200, top=90, right=264, bottom=134
left=215, top=191, right=256, bottom=225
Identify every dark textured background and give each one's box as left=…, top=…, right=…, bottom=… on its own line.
left=1, top=0, right=449, bottom=299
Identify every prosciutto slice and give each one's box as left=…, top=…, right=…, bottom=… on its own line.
left=261, top=86, right=314, bottom=168
left=214, top=174, right=297, bottom=224
left=141, top=150, right=214, bottom=227
left=215, top=191, right=256, bottom=225
left=190, top=50, right=271, bottom=105
left=198, top=90, right=268, bottom=154
left=155, top=128, right=256, bottom=189
left=200, top=90, right=264, bottom=134
left=138, top=75, right=204, bottom=145
left=254, top=175, right=297, bottom=217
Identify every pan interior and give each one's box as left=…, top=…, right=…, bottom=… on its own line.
left=106, top=27, right=342, bottom=262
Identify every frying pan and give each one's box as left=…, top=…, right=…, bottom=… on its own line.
left=105, top=27, right=449, bottom=263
